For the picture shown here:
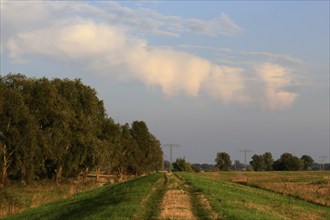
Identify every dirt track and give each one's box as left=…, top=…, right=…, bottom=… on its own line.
left=159, top=172, right=197, bottom=220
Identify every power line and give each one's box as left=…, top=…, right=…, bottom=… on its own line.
left=163, top=144, right=180, bottom=170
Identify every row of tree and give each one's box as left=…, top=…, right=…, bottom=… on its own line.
left=171, top=152, right=319, bottom=172
left=0, top=74, right=163, bottom=185
left=215, top=152, right=316, bottom=171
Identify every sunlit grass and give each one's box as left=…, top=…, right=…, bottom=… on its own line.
left=177, top=172, right=330, bottom=220
left=201, top=171, right=330, bottom=206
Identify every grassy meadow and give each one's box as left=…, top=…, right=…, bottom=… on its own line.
left=199, top=171, right=330, bottom=206
left=1, top=171, right=329, bottom=220
left=1, top=173, right=165, bottom=220
left=178, top=171, right=330, bottom=220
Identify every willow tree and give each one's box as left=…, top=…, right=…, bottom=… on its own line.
left=0, top=74, right=38, bottom=184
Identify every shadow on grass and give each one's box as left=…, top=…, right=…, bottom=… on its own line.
left=4, top=175, right=160, bottom=220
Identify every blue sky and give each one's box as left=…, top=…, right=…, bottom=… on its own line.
left=1, top=1, right=329, bottom=164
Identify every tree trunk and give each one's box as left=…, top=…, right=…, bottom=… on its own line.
left=1, top=143, right=8, bottom=186
left=117, top=167, right=123, bottom=182
left=55, top=165, right=63, bottom=184
left=96, top=167, right=100, bottom=182
left=82, top=167, right=88, bottom=182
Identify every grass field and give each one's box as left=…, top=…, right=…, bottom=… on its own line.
left=1, top=171, right=330, bottom=220
left=199, top=171, right=330, bottom=207
left=0, top=180, right=97, bottom=217
left=178, top=172, right=330, bottom=220
left=2, top=173, right=165, bottom=220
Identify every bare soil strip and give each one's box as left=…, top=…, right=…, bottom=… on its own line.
left=159, top=172, right=197, bottom=220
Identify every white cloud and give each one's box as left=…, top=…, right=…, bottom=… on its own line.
left=205, top=66, right=250, bottom=104
left=188, top=13, right=243, bottom=36
left=255, top=63, right=298, bottom=110
left=126, top=48, right=212, bottom=96
left=5, top=20, right=248, bottom=103
left=104, top=2, right=243, bottom=37
left=2, top=1, right=299, bottom=110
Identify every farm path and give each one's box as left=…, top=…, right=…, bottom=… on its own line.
left=158, top=172, right=197, bottom=220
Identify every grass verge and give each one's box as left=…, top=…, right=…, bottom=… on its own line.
left=2, top=173, right=163, bottom=220
left=0, top=180, right=96, bottom=217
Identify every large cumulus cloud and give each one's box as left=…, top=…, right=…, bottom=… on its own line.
left=2, top=1, right=299, bottom=109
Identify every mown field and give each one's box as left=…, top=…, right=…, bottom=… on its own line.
left=1, top=171, right=329, bottom=220
left=198, top=171, right=330, bottom=207
left=178, top=171, right=330, bottom=220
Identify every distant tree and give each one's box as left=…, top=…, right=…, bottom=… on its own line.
left=232, top=160, right=245, bottom=171
left=191, top=163, right=202, bottom=172
left=249, top=152, right=274, bottom=171
left=263, top=152, right=274, bottom=171
left=200, top=164, right=217, bottom=172
left=301, top=155, right=314, bottom=170
left=250, top=154, right=265, bottom=171
left=273, top=153, right=303, bottom=171
left=172, top=158, right=192, bottom=172
left=215, top=152, right=232, bottom=171
left=163, top=160, right=171, bottom=171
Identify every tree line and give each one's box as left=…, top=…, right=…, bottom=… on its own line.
left=0, top=74, right=163, bottom=185
left=215, top=152, right=315, bottom=171
left=169, top=152, right=319, bottom=172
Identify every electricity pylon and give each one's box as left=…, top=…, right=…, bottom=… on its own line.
left=319, top=156, right=328, bottom=170
left=163, top=144, right=180, bottom=170
left=239, top=149, right=252, bottom=169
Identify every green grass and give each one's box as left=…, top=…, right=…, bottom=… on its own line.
left=134, top=172, right=167, bottom=219
left=3, top=172, right=329, bottom=220
left=200, top=171, right=330, bottom=207
left=177, top=172, right=330, bottom=220
left=2, top=173, right=164, bottom=220
left=173, top=172, right=215, bottom=220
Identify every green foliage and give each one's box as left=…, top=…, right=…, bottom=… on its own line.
left=250, top=152, right=274, bottom=171
left=250, top=154, right=265, bottom=171
left=0, top=74, right=163, bottom=185
left=172, top=158, right=192, bottom=172
left=301, top=155, right=314, bottom=170
left=215, top=152, right=231, bottom=171
left=163, top=160, right=171, bottom=171
left=273, top=153, right=303, bottom=171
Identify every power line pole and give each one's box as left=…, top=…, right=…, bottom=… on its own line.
left=239, top=149, right=252, bottom=169
left=318, top=156, right=328, bottom=170
left=163, top=144, right=180, bottom=170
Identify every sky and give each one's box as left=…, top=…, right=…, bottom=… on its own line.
left=1, top=1, right=329, bottom=164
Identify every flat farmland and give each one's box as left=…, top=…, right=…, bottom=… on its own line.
left=2, top=171, right=330, bottom=220
left=178, top=171, right=330, bottom=220
left=199, top=171, right=330, bottom=207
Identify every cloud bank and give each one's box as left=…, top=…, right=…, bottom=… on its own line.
left=2, top=1, right=298, bottom=110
